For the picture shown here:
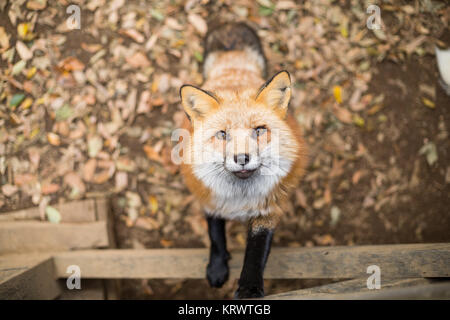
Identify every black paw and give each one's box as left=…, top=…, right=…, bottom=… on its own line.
left=234, top=286, right=264, bottom=299
left=206, top=260, right=229, bottom=288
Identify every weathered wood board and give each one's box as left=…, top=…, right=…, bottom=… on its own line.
left=58, top=279, right=105, bottom=300
left=52, top=243, right=450, bottom=279
left=263, top=278, right=434, bottom=299
left=0, top=254, right=61, bottom=299
left=0, top=199, right=98, bottom=223
left=264, top=280, right=450, bottom=300
left=0, top=221, right=109, bottom=254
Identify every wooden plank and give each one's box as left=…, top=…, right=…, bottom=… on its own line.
left=264, top=281, right=450, bottom=300
left=0, top=254, right=61, bottom=299
left=263, top=278, right=433, bottom=299
left=94, top=198, right=109, bottom=221
left=52, top=243, right=450, bottom=279
left=0, top=199, right=97, bottom=223
left=94, top=198, right=116, bottom=248
left=58, top=279, right=105, bottom=300
left=0, top=221, right=109, bottom=254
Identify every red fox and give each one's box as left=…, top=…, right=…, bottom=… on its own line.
left=179, top=23, right=307, bottom=298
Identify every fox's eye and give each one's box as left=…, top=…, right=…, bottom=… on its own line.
left=215, top=130, right=227, bottom=140
left=253, top=126, right=267, bottom=137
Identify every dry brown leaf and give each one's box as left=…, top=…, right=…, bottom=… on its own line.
left=14, top=173, right=35, bottom=186
left=137, top=91, right=151, bottom=114
left=26, top=0, right=47, bottom=10
left=352, top=170, right=364, bottom=185
left=64, top=172, right=86, bottom=195
left=41, top=183, right=60, bottom=194
left=126, top=52, right=150, bottom=68
left=188, top=13, right=207, bottom=35
left=93, top=170, right=111, bottom=184
left=143, top=144, right=163, bottom=163
left=115, top=171, right=128, bottom=192
left=58, top=57, right=85, bottom=72
left=81, top=42, right=102, bottom=53
left=295, top=189, right=308, bottom=208
left=332, top=105, right=353, bottom=124
left=47, top=132, right=61, bottom=146
left=16, top=41, right=33, bottom=60
left=119, top=29, right=145, bottom=43
left=83, top=159, right=97, bottom=182
left=2, top=184, right=18, bottom=197
left=148, top=195, right=158, bottom=215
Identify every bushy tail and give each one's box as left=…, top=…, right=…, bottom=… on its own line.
left=203, top=22, right=267, bottom=76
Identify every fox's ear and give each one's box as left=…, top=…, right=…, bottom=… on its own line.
left=180, top=85, right=219, bottom=120
left=255, top=71, right=291, bottom=118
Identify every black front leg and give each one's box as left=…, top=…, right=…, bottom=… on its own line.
left=235, top=227, right=274, bottom=299
left=206, top=215, right=230, bottom=288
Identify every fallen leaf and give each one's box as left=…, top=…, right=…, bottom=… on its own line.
left=47, top=132, right=61, bottom=146
left=14, top=173, right=35, bottom=186
left=64, top=172, right=86, bottom=197
left=58, top=57, right=85, bottom=72
left=419, top=142, right=438, bottom=166
left=330, top=206, right=341, bottom=227
left=126, top=52, right=150, bottom=68
left=12, top=60, right=26, bottom=76
left=0, top=26, right=10, bottom=49
left=422, top=97, right=435, bottom=109
left=295, top=189, right=307, bottom=208
left=88, top=135, right=103, bottom=158
left=81, top=42, right=102, bottom=53
left=115, top=171, right=128, bottom=192
left=26, top=0, right=47, bottom=10
left=135, top=216, right=160, bottom=230
left=83, top=158, right=97, bottom=182
left=188, top=13, right=207, bottom=35
left=352, top=170, right=364, bottom=184
left=41, top=183, right=60, bottom=195
left=16, top=41, right=33, bottom=60
left=18, top=23, right=34, bottom=41
left=333, top=85, right=343, bottom=104
left=2, top=184, right=18, bottom=197
left=148, top=195, right=158, bottom=215
left=119, top=29, right=145, bottom=43
left=45, top=206, right=61, bottom=223
left=332, top=105, right=353, bottom=124
left=126, top=191, right=142, bottom=208
left=143, top=144, right=163, bottom=163
left=10, top=93, right=25, bottom=107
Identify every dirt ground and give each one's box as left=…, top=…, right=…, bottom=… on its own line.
left=0, top=1, right=449, bottom=299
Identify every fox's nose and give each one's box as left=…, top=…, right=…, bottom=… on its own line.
left=234, top=153, right=250, bottom=166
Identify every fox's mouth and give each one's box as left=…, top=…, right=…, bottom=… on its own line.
left=232, top=169, right=256, bottom=179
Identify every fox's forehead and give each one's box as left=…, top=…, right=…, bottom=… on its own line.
left=203, top=105, right=277, bottom=129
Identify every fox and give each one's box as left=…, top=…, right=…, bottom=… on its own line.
left=178, top=23, right=307, bottom=299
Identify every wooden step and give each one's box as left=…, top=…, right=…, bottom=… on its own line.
left=0, top=221, right=109, bottom=254
left=0, top=199, right=98, bottom=222
left=51, top=243, right=450, bottom=279
left=263, top=278, right=433, bottom=299
left=264, top=278, right=450, bottom=300
left=0, top=253, right=61, bottom=299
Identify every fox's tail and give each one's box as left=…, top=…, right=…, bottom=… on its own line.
left=203, top=22, right=267, bottom=77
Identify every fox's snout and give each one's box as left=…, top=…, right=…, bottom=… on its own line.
left=221, top=131, right=262, bottom=172
left=234, top=153, right=250, bottom=166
